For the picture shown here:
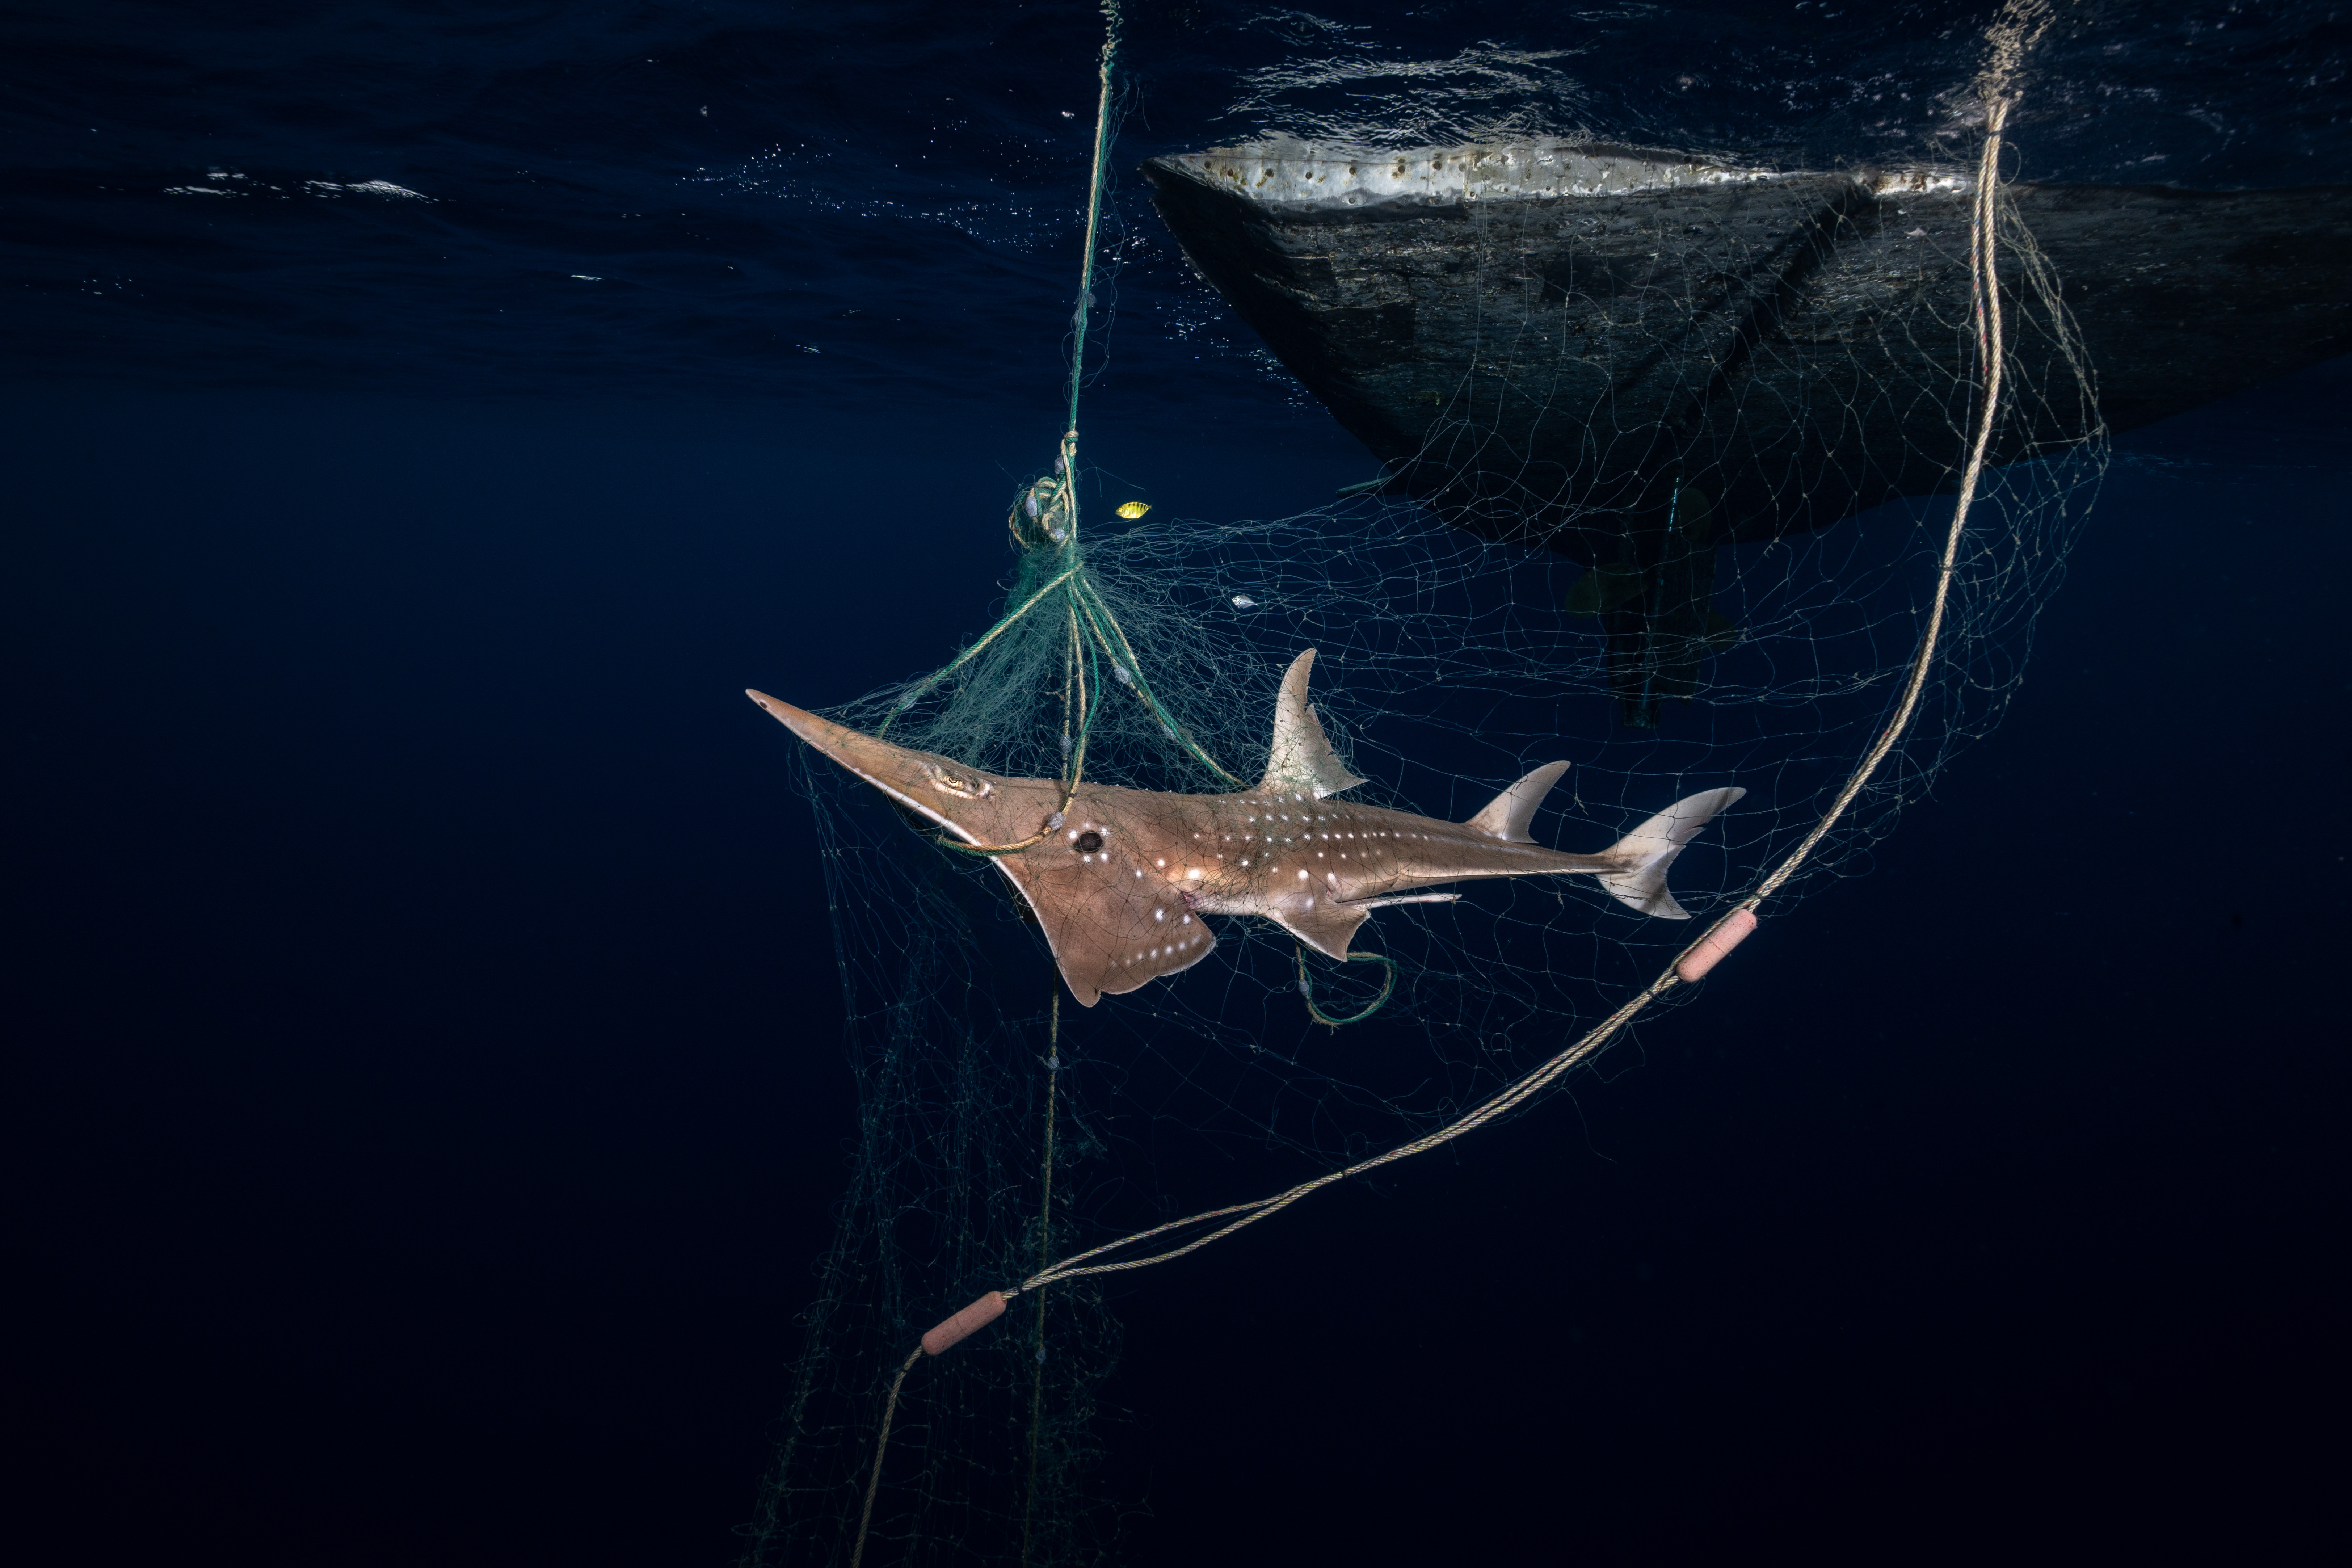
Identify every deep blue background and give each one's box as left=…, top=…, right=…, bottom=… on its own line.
left=8, top=4, right=2348, bottom=1565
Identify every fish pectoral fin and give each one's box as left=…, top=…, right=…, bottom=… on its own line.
left=1265, top=894, right=1370, bottom=960
left=994, top=857, right=1218, bottom=1008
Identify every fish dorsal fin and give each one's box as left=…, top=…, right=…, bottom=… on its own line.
left=1258, top=649, right=1366, bottom=800
left=1463, top=761, right=1572, bottom=843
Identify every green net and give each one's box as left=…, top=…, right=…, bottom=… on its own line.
left=740, top=5, right=2096, bottom=1563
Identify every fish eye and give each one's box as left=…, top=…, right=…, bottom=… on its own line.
left=1073, top=831, right=1103, bottom=853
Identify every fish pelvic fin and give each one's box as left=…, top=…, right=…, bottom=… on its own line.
left=1463, top=761, right=1573, bottom=842
left=1265, top=891, right=1370, bottom=961
left=1595, top=787, right=1746, bottom=919
left=1257, top=649, right=1366, bottom=800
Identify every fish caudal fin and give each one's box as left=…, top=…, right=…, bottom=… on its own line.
left=1595, top=787, right=1746, bottom=919
left=1463, top=761, right=1573, bottom=841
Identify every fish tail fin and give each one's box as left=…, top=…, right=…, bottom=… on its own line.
left=1595, top=787, right=1746, bottom=919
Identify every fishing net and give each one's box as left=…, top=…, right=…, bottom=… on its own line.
left=740, top=5, right=2096, bottom=1563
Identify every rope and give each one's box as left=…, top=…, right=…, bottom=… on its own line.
left=936, top=622, right=1101, bottom=858
left=1738, top=5, right=2042, bottom=907
left=1006, top=9, right=2048, bottom=1302
left=882, top=3, right=1240, bottom=830
left=1065, top=4, right=1121, bottom=440
left=1070, top=575, right=1246, bottom=786
left=877, top=566, right=1078, bottom=738
left=1297, top=947, right=1398, bottom=1027
left=1022, top=995, right=1060, bottom=1567
left=848, top=1347, right=924, bottom=1568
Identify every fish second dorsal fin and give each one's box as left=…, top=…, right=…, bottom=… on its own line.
left=1257, top=649, right=1366, bottom=800
left=1463, top=761, right=1573, bottom=842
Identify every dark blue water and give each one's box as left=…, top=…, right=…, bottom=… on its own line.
left=9, top=1, right=2347, bottom=403
left=8, top=4, right=2347, bottom=1565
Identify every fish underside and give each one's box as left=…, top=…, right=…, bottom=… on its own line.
left=752, top=650, right=1742, bottom=1006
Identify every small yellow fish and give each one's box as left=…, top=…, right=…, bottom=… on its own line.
left=1115, top=500, right=1151, bottom=519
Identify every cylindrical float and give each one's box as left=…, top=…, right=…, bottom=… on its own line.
left=1675, top=908, right=1758, bottom=983
left=921, top=1291, right=1009, bottom=1356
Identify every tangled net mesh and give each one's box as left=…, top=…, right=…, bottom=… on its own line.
left=742, top=8, right=2095, bottom=1564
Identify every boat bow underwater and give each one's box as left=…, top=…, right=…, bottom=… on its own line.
left=1142, top=141, right=2352, bottom=724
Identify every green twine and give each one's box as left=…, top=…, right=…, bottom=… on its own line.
left=878, top=566, right=1079, bottom=739
left=1296, top=946, right=1397, bottom=1027
left=878, top=0, right=1242, bottom=846
left=1065, top=4, right=1121, bottom=437
left=1069, top=575, right=1244, bottom=787
left=936, top=626, right=1105, bottom=859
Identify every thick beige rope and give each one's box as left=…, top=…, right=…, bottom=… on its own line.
left=1013, top=2, right=2050, bottom=1302
left=848, top=1348, right=925, bottom=1568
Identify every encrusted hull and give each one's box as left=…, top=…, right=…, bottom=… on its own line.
left=1143, top=140, right=2349, bottom=722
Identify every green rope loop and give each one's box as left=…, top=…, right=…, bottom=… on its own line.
left=1295, top=946, right=1397, bottom=1027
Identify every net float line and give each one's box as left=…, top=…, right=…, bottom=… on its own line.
left=922, top=1291, right=1009, bottom=1357
left=1675, top=908, right=1758, bottom=983
left=840, top=9, right=2058, bottom=1560
left=1004, top=0, right=2052, bottom=1306
left=846, top=1291, right=1014, bottom=1568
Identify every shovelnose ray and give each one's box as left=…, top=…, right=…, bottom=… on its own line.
left=749, top=650, right=1743, bottom=1007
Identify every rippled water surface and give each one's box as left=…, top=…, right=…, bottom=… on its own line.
left=6, top=1, right=2344, bottom=406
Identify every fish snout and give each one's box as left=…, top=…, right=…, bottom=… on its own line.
left=746, top=689, right=823, bottom=743
left=746, top=689, right=1045, bottom=848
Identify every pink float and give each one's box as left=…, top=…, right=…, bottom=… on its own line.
left=921, top=1291, right=1009, bottom=1356
left=1675, top=909, right=1758, bottom=983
